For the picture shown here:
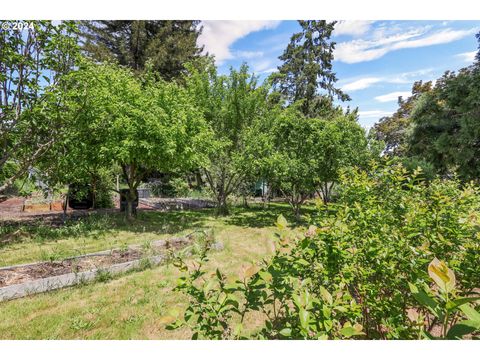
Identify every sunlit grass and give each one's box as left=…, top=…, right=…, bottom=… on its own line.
left=0, top=202, right=314, bottom=339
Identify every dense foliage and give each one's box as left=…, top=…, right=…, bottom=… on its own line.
left=371, top=81, right=433, bottom=157
left=251, top=105, right=370, bottom=217
left=169, top=163, right=480, bottom=339
left=408, top=65, right=480, bottom=181
left=53, top=60, right=210, bottom=217
left=80, top=20, right=204, bottom=80
left=0, top=21, right=79, bottom=193
left=271, top=20, right=349, bottom=118
left=371, top=32, right=480, bottom=183
left=185, top=61, right=269, bottom=215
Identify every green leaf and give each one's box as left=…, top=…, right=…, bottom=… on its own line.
left=276, top=215, right=288, bottom=230
left=446, top=321, right=479, bottom=339
left=299, top=309, right=310, bottom=329
left=320, top=286, right=333, bottom=305
left=279, top=328, right=292, bottom=337
left=447, top=297, right=480, bottom=310
left=459, top=304, right=480, bottom=323
left=296, top=258, right=310, bottom=267
left=340, top=323, right=364, bottom=338
left=258, top=271, right=273, bottom=283
left=409, top=282, right=440, bottom=318
left=324, top=319, right=333, bottom=332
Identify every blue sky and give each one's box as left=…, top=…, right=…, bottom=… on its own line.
left=197, top=20, right=480, bottom=128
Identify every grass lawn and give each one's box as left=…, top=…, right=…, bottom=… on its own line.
left=0, top=202, right=315, bottom=339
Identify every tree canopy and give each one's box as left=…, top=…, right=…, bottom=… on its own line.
left=52, top=60, right=210, bottom=217
left=272, top=20, right=349, bottom=118
left=253, top=105, right=369, bottom=217
left=0, top=21, right=79, bottom=193
left=80, top=20, right=204, bottom=80
left=408, top=66, right=480, bottom=180
left=371, top=81, right=433, bottom=157
left=185, top=61, right=269, bottom=215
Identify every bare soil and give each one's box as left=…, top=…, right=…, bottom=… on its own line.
left=0, top=236, right=192, bottom=288
left=0, top=196, right=214, bottom=222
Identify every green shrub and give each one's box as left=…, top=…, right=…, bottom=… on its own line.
left=168, top=162, right=480, bottom=339
left=410, top=259, right=480, bottom=339
left=170, top=177, right=190, bottom=197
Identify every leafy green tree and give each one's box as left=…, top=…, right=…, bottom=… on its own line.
left=0, top=21, right=79, bottom=193
left=185, top=61, right=269, bottom=215
left=271, top=20, right=349, bottom=118
left=57, top=61, right=209, bottom=218
left=80, top=21, right=204, bottom=80
left=408, top=66, right=480, bottom=181
left=255, top=105, right=368, bottom=218
left=371, top=81, right=433, bottom=157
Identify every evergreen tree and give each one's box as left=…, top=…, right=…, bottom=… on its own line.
left=271, top=20, right=349, bottom=118
left=371, top=81, right=433, bottom=157
left=80, top=21, right=204, bottom=80
left=408, top=67, right=480, bottom=181
left=475, top=31, right=480, bottom=64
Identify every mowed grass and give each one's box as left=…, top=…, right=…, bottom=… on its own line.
left=0, top=202, right=313, bottom=267
left=0, top=203, right=315, bottom=339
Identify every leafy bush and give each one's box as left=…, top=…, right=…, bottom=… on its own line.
left=410, top=259, right=480, bottom=339
left=146, top=177, right=198, bottom=198
left=170, top=177, right=190, bottom=197
left=167, top=162, right=480, bottom=339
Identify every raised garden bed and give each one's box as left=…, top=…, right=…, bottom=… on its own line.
left=0, top=234, right=198, bottom=302
left=139, top=197, right=215, bottom=211
left=23, top=199, right=65, bottom=212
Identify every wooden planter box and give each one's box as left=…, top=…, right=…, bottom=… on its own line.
left=50, top=201, right=65, bottom=211
left=23, top=203, right=51, bottom=212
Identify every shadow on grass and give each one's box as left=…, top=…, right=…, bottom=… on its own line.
left=0, top=202, right=318, bottom=249
left=0, top=208, right=215, bottom=249
left=224, top=202, right=317, bottom=228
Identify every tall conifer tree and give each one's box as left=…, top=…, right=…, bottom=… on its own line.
left=80, top=21, right=204, bottom=80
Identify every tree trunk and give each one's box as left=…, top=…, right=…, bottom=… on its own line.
left=216, top=193, right=229, bottom=216
left=195, top=170, right=203, bottom=189
left=294, top=203, right=301, bottom=222
left=320, top=182, right=335, bottom=206
left=62, top=193, right=68, bottom=223
left=125, top=187, right=137, bottom=219
left=91, top=175, right=97, bottom=209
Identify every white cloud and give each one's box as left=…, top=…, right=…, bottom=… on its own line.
left=339, top=68, right=438, bottom=92
left=198, top=21, right=280, bottom=64
left=358, top=110, right=393, bottom=118
left=342, top=77, right=382, bottom=91
left=335, top=27, right=477, bottom=64
left=235, top=50, right=264, bottom=59
left=389, top=68, right=435, bottom=84
left=251, top=59, right=275, bottom=73
left=456, top=50, right=477, bottom=63
left=392, top=29, right=475, bottom=50
left=340, top=68, right=434, bottom=92
left=333, top=20, right=374, bottom=37
left=375, top=91, right=411, bottom=103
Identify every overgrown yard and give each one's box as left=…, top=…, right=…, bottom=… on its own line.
left=0, top=203, right=314, bottom=339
